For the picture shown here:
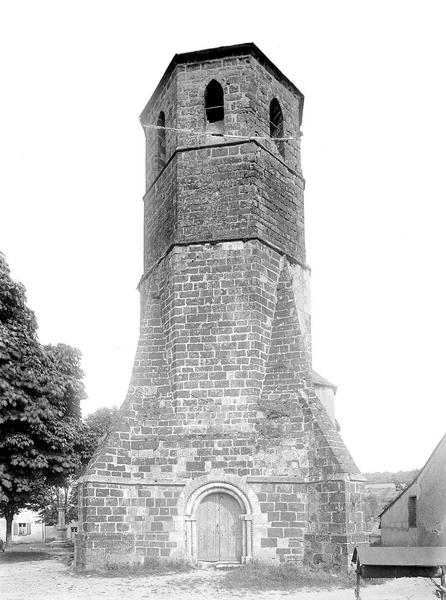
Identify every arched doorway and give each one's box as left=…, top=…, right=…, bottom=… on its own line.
left=197, top=492, right=242, bottom=562
left=182, top=479, right=255, bottom=564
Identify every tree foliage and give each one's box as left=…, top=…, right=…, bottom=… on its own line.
left=0, top=253, right=86, bottom=540
left=29, top=480, right=79, bottom=526
left=29, top=405, right=119, bottom=525
left=363, top=469, right=420, bottom=491
left=81, top=406, right=119, bottom=461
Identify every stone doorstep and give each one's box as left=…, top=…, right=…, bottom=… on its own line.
left=197, top=560, right=241, bottom=569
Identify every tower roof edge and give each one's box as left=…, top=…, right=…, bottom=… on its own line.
left=139, top=42, right=304, bottom=122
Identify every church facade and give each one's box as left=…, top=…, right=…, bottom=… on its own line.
left=75, top=43, right=366, bottom=570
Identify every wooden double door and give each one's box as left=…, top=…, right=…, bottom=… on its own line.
left=197, top=492, right=243, bottom=562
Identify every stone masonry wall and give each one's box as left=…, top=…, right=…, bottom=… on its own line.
left=141, top=50, right=303, bottom=183
left=143, top=142, right=305, bottom=272
left=141, top=49, right=305, bottom=273
left=82, top=241, right=359, bottom=482
left=76, top=476, right=365, bottom=569
left=305, top=478, right=367, bottom=569
left=76, top=241, right=364, bottom=569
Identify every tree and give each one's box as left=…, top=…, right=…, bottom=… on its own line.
left=0, top=253, right=86, bottom=545
left=81, top=406, right=119, bottom=461
left=29, top=406, right=119, bottom=526
left=29, top=479, right=78, bottom=526
left=363, top=469, right=420, bottom=491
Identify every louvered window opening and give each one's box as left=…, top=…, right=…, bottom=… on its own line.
left=205, top=80, right=224, bottom=123
left=269, top=98, right=284, bottom=158
left=157, top=111, right=166, bottom=172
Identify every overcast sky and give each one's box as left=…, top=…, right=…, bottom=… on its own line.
left=1, top=0, right=445, bottom=473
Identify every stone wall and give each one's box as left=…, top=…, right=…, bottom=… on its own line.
left=76, top=240, right=365, bottom=569
left=76, top=475, right=366, bottom=570
left=143, top=140, right=305, bottom=272
left=141, top=48, right=303, bottom=184
left=141, top=48, right=305, bottom=273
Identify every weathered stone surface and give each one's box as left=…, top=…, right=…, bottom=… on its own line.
left=75, top=43, right=366, bottom=572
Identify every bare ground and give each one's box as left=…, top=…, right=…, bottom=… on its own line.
left=0, top=544, right=438, bottom=600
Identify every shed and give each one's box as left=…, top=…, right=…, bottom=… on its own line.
left=352, top=546, right=446, bottom=599
left=352, top=545, right=446, bottom=579
left=379, top=433, right=446, bottom=547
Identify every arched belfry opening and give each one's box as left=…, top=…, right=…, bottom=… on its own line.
left=157, top=111, right=166, bottom=172
left=205, top=80, right=224, bottom=134
left=269, top=98, right=284, bottom=158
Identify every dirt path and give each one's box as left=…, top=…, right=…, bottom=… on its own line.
left=0, top=546, right=437, bottom=600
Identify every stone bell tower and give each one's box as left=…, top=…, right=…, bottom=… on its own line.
left=75, top=43, right=366, bottom=571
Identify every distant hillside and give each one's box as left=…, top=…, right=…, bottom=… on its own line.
left=364, top=469, right=420, bottom=491
left=362, top=469, right=420, bottom=531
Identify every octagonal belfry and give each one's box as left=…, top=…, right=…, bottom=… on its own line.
left=75, top=43, right=366, bottom=571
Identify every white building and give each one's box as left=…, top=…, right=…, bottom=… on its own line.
left=380, top=434, right=446, bottom=546
left=0, top=509, right=78, bottom=543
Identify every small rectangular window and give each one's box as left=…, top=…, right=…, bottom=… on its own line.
left=408, top=496, right=417, bottom=527
left=18, top=523, right=30, bottom=536
left=71, top=527, right=78, bottom=534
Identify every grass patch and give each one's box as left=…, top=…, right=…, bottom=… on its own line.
left=77, top=557, right=195, bottom=578
left=221, top=561, right=354, bottom=591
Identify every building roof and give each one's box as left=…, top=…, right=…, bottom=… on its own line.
left=140, top=42, right=304, bottom=119
left=379, top=432, right=446, bottom=517
left=311, top=369, right=337, bottom=391
left=352, top=546, right=446, bottom=567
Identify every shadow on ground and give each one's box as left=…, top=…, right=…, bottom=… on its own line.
left=0, top=550, right=52, bottom=564
left=0, top=542, right=74, bottom=565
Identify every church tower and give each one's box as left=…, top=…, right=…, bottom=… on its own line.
left=76, top=43, right=366, bottom=570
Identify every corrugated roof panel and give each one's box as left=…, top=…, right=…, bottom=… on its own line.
left=353, top=546, right=446, bottom=566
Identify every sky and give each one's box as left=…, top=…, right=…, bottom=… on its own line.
left=1, top=0, right=445, bottom=473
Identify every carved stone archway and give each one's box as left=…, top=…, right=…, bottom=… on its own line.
left=183, top=480, right=253, bottom=563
